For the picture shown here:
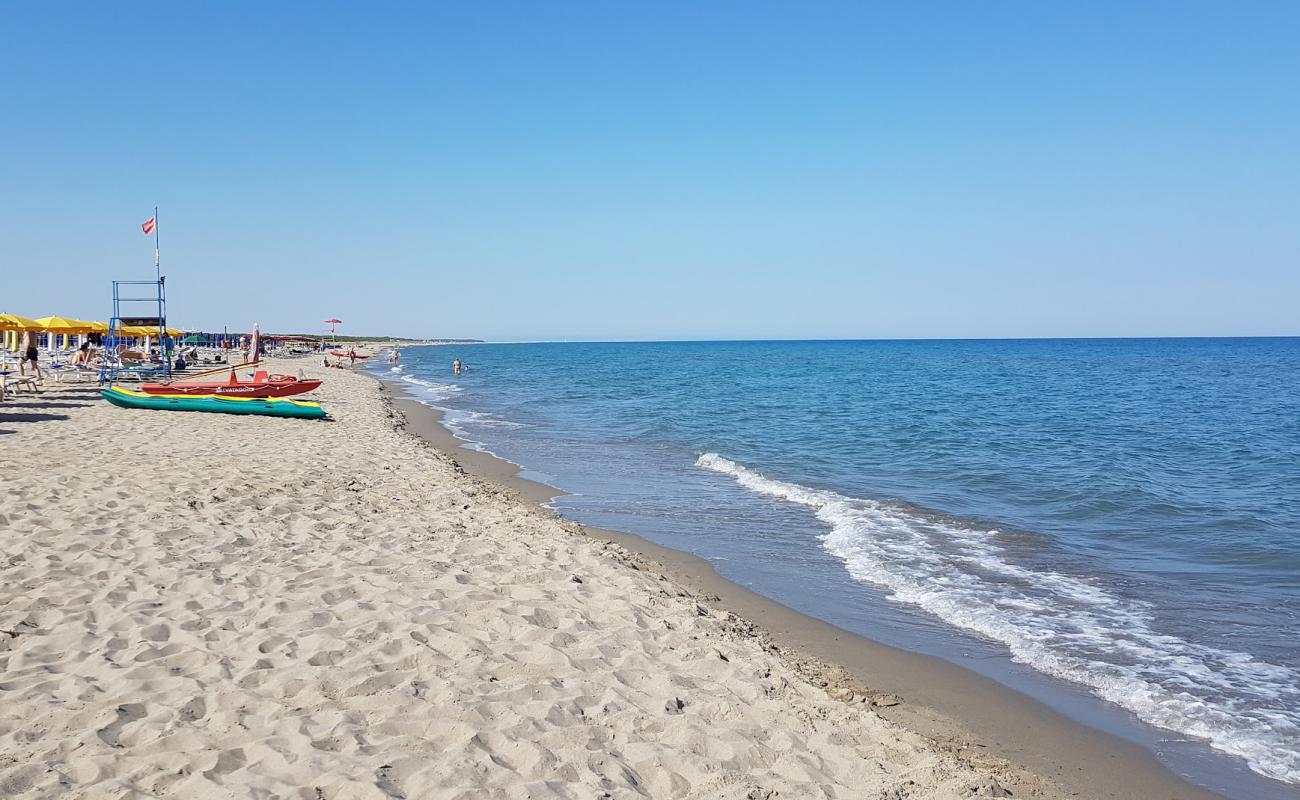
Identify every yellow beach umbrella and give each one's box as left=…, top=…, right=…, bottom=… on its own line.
left=0, top=313, right=42, bottom=351
left=71, top=319, right=105, bottom=333
left=37, top=316, right=94, bottom=350
left=0, top=313, right=41, bottom=330
left=37, top=316, right=94, bottom=333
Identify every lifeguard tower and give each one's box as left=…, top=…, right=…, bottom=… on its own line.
left=99, top=278, right=170, bottom=385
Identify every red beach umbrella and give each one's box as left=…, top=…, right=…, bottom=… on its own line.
left=250, top=322, right=261, bottom=363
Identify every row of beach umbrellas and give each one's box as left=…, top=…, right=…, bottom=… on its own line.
left=0, top=314, right=183, bottom=337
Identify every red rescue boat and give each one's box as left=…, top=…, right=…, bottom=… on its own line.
left=139, top=370, right=322, bottom=399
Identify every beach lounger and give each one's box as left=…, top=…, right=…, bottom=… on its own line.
left=3, top=376, right=40, bottom=395
left=57, top=365, right=100, bottom=383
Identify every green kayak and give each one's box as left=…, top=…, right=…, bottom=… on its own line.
left=102, top=386, right=327, bottom=419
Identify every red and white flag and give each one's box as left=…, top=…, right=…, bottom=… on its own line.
left=141, top=216, right=156, bottom=235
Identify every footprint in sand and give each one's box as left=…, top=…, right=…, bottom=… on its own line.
left=203, top=748, right=246, bottom=781
left=375, top=763, right=408, bottom=799
left=258, top=636, right=290, bottom=654
left=308, top=650, right=345, bottom=667
left=179, top=696, right=207, bottom=722
left=96, top=703, right=146, bottom=748
left=141, top=623, right=170, bottom=642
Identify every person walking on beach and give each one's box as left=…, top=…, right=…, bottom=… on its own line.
left=19, top=330, right=42, bottom=381
left=453, top=358, right=462, bottom=376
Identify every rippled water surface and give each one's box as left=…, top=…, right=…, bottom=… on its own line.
left=380, top=338, right=1300, bottom=792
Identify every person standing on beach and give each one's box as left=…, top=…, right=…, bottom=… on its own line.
left=19, top=330, right=41, bottom=381
left=453, top=358, right=462, bottom=376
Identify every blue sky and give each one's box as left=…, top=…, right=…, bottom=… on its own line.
left=2, top=2, right=1296, bottom=340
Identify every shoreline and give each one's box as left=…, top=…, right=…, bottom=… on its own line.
left=7, top=362, right=1059, bottom=798
left=0, top=357, right=1244, bottom=798
left=374, top=372, right=1227, bottom=800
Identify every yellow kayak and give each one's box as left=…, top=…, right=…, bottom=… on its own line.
left=102, top=386, right=327, bottom=419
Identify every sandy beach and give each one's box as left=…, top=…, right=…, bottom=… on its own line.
left=0, top=360, right=1218, bottom=799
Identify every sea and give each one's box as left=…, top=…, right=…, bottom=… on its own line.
left=373, top=338, right=1300, bottom=798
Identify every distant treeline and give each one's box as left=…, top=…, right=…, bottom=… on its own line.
left=284, top=335, right=484, bottom=344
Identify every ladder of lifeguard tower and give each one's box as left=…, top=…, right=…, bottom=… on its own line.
left=100, top=278, right=170, bottom=385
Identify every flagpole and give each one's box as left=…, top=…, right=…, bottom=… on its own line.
left=153, top=205, right=161, bottom=282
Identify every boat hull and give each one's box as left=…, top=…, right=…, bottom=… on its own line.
left=102, top=386, right=326, bottom=419
left=137, top=379, right=323, bottom=398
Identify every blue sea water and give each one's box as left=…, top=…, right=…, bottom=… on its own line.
left=377, top=338, right=1300, bottom=794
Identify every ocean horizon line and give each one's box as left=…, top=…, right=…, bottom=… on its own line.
left=431, top=333, right=1300, bottom=346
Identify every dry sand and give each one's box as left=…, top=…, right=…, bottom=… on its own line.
left=0, top=360, right=1205, bottom=799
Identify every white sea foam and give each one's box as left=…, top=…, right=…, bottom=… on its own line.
left=456, top=409, right=529, bottom=430
left=400, top=374, right=462, bottom=401
left=697, top=452, right=1300, bottom=784
left=439, top=409, right=529, bottom=438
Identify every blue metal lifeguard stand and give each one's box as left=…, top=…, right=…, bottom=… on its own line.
left=100, top=278, right=170, bottom=385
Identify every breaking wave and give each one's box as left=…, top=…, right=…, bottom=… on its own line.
left=697, top=452, right=1300, bottom=784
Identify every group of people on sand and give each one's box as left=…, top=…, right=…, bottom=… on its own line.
left=320, top=347, right=360, bottom=369
left=315, top=348, right=466, bottom=376
left=12, top=333, right=103, bottom=382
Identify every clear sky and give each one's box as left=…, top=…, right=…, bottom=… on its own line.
left=2, top=2, right=1297, bottom=341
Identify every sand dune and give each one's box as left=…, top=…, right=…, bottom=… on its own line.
left=0, top=363, right=1055, bottom=799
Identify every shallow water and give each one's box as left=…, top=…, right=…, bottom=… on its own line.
left=379, top=338, right=1300, bottom=793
